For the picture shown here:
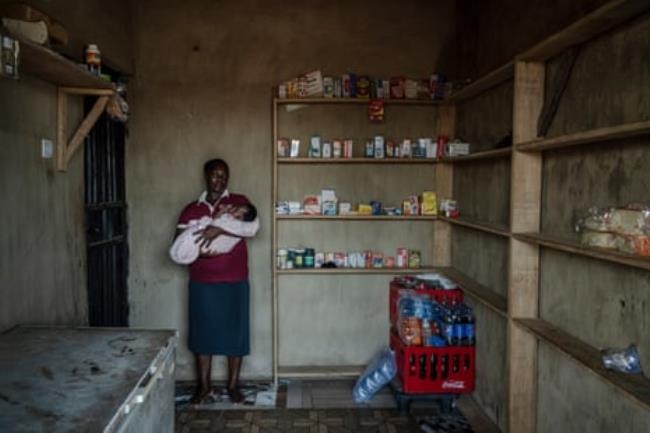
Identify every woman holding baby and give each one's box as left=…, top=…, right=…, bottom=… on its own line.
left=175, top=158, right=258, bottom=404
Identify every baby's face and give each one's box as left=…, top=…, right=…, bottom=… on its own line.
left=230, top=206, right=247, bottom=220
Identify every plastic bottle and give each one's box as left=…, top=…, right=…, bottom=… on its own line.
left=85, top=44, right=101, bottom=76
left=422, top=319, right=432, bottom=347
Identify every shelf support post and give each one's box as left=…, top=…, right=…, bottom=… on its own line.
left=56, top=88, right=113, bottom=172
left=433, top=104, right=455, bottom=267
left=508, top=60, right=545, bottom=433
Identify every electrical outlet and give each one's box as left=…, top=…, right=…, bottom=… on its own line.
left=41, top=138, right=53, bottom=159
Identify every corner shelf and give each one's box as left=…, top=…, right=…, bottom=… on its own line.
left=276, top=267, right=437, bottom=275
left=516, top=120, right=650, bottom=152
left=440, top=147, right=512, bottom=163
left=277, top=365, right=364, bottom=379
left=514, top=318, right=650, bottom=410
left=9, top=34, right=116, bottom=172
left=276, top=215, right=438, bottom=221
left=437, top=267, right=508, bottom=318
left=446, top=61, right=514, bottom=103
left=517, top=0, right=650, bottom=62
left=513, top=232, right=650, bottom=271
left=277, top=157, right=438, bottom=164
left=275, top=97, right=440, bottom=106
left=439, top=216, right=511, bottom=238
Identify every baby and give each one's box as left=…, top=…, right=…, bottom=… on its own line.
left=170, top=204, right=259, bottom=265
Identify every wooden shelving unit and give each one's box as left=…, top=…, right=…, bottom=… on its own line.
left=277, top=365, right=364, bottom=378
left=440, top=147, right=512, bottom=163
left=517, top=120, right=650, bottom=152
left=277, top=157, right=438, bottom=164
left=9, top=33, right=116, bottom=172
left=514, top=318, right=650, bottom=409
left=275, top=97, right=440, bottom=106
left=276, top=267, right=437, bottom=275
left=436, top=267, right=508, bottom=317
left=271, top=96, right=446, bottom=385
left=438, top=1, right=650, bottom=431
left=276, top=215, right=437, bottom=221
left=513, top=232, right=650, bottom=271
left=438, top=216, right=511, bottom=238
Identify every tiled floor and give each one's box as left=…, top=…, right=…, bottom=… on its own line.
left=175, top=380, right=500, bottom=433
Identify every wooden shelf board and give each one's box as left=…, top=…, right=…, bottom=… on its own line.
left=517, top=120, right=650, bottom=152
left=277, top=365, right=364, bottom=378
left=276, top=267, right=437, bottom=275
left=18, top=37, right=113, bottom=89
left=514, top=318, right=650, bottom=409
left=513, top=232, right=650, bottom=271
left=276, top=215, right=437, bottom=221
left=518, top=0, right=650, bottom=61
left=439, top=216, right=511, bottom=238
left=275, top=97, right=440, bottom=106
left=277, top=157, right=438, bottom=164
left=447, top=61, right=514, bottom=103
left=440, top=147, right=512, bottom=163
left=437, top=267, right=508, bottom=317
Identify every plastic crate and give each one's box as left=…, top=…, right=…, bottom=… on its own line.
left=389, top=277, right=463, bottom=326
left=390, top=330, right=475, bottom=394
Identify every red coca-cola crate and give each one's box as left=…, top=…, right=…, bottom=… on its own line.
left=389, top=277, right=463, bottom=325
left=390, top=330, right=475, bottom=394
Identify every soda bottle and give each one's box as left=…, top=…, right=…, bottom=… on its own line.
left=422, top=319, right=432, bottom=347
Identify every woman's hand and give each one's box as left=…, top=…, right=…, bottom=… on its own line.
left=193, top=226, right=224, bottom=249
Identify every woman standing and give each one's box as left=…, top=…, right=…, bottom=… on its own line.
left=176, top=158, right=257, bottom=404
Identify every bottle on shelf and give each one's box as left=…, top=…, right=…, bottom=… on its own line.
left=85, top=44, right=101, bottom=76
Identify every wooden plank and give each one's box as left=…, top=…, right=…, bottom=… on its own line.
left=517, top=120, right=650, bottom=152
left=440, top=147, right=512, bottom=163
left=277, top=215, right=438, bottom=221
left=277, top=157, right=438, bottom=164
left=439, top=216, right=511, bottom=238
left=56, top=88, right=66, bottom=171
left=62, top=96, right=109, bottom=171
left=519, top=0, right=650, bottom=61
left=59, top=87, right=115, bottom=96
left=515, top=318, right=650, bottom=409
left=513, top=232, right=650, bottom=271
left=434, top=105, right=455, bottom=267
left=508, top=60, right=545, bottom=433
left=437, top=267, right=508, bottom=317
left=275, top=97, right=439, bottom=106
left=272, top=98, right=279, bottom=386
left=277, top=365, right=364, bottom=378
left=276, top=267, right=437, bottom=275
left=447, top=61, right=514, bottom=103
left=17, top=37, right=113, bottom=89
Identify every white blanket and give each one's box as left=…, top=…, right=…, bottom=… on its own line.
left=169, top=214, right=259, bottom=265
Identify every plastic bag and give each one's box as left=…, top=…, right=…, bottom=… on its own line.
left=601, top=344, right=644, bottom=374
left=352, top=347, right=397, bottom=403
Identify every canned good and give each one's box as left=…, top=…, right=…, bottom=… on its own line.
left=278, top=84, right=287, bottom=99
left=323, top=76, right=334, bottom=98
left=408, top=250, right=421, bottom=269
left=304, top=248, right=315, bottom=268
left=396, top=248, right=408, bottom=268
left=332, top=140, right=342, bottom=158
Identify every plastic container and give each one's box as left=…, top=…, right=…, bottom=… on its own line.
left=85, top=44, right=101, bottom=76
left=390, top=330, right=475, bottom=394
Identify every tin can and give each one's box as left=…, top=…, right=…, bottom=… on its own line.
left=332, top=139, right=342, bottom=158
left=385, top=256, right=395, bottom=268
left=344, top=140, right=353, bottom=158
left=304, top=248, right=315, bottom=268
left=365, top=140, right=374, bottom=158
left=372, top=252, right=384, bottom=268
left=323, top=76, right=334, bottom=98
left=408, top=250, right=421, bottom=269
left=364, top=250, right=373, bottom=268
left=294, top=249, right=305, bottom=268
left=396, top=248, right=408, bottom=268
left=342, top=74, right=351, bottom=97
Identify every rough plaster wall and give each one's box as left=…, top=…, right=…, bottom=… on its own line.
left=127, top=0, right=457, bottom=380
left=538, top=15, right=650, bottom=432
left=0, top=1, right=132, bottom=332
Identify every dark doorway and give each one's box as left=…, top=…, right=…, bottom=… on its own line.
left=84, top=93, right=129, bottom=327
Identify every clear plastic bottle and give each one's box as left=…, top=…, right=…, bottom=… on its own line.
left=422, top=319, right=432, bottom=347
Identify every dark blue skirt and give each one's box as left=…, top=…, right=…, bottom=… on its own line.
left=188, top=280, right=250, bottom=356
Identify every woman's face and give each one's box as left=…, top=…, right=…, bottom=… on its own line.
left=205, top=165, right=229, bottom=197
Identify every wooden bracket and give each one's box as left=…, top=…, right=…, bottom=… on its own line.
left=56, top=86, right=113, bottom=171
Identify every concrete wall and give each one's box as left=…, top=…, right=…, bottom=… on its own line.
left=454, top=1, right=650, bottom=431
left=0, top=0, right=132, bottom=332
left=127, top=0, right=457, bottom=380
